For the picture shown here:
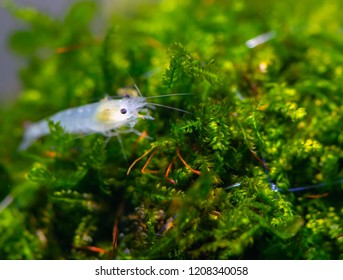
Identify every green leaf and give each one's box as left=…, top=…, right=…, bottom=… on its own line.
left=63, top=1, right=97, bottom=28
left=28, top=165, right=55, bottom=185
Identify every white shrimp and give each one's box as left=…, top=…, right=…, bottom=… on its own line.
left=18, top=92, right=189, bottom=150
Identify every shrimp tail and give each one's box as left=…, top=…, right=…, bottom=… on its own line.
left=18, top=120, right=49, bottom=151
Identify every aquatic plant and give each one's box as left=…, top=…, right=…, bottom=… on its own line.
left=0, top=0, right=342, bottom=259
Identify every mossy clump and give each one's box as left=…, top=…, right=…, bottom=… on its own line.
left=0, top=0, right=342, bottom=259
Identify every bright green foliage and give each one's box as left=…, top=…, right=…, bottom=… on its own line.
left=0, top=0, right=342, bottom=260
left=163, top=42, right=222, bottom=90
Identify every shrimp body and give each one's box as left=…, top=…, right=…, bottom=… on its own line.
left=19, top=95, right=152, bottom=150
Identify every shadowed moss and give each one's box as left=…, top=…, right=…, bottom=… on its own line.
left=0, top=0, right=342, bottom=260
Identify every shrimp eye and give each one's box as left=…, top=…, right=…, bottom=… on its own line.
left=120, top=108, right=127, bottom=114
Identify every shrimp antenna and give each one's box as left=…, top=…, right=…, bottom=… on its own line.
left=125, top=72, right=192, bottom=113
left=133, top=82, right=144, bottom=98
left=124, top=72, right=144, bottom=97
left=145, top=93, right=193, bottom=99
left=147, top=102, right=191, bottom=114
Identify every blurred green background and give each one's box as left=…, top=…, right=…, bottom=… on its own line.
left=0, top=0, right=342, bottom=259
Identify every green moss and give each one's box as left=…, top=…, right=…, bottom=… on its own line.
left=0, top=0, right=342, bottom=259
